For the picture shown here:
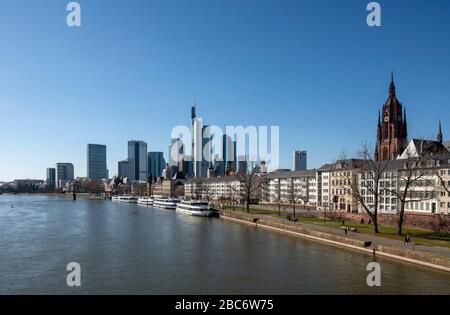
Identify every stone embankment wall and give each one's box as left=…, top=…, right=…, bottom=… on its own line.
left=220, top=211, right=450, bottom=271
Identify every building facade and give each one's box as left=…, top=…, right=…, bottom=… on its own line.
left=292, top=150, right=307, bottom=171
left=215, top=134, right=237, bottom=177
left=121, top=140, right=148, bottom=181
left=87, top=144, right=108, bottom=179
left=261, top=170, right=316, bottom=206
left=118, top=160, right=131, bottom=179
left=237, top=155, right=248, bottom=173
left=148, top=151, right=166, bottom=177
left=329, top=160, right=362, bottom=213
left=438, top=160, right=450, bottom=214
left=131, top=140, right=148, bottom=181
left=185, top=176, right=261, bottom=202
left=358, top=156, right=450, bottom=215
left=46, top=167, right=56, bottom=189
left=56, top=163, right=74, bottom=189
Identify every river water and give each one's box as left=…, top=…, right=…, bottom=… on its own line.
left=0, top=194, right=449, bottom=294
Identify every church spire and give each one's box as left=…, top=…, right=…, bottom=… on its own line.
left=389, top=71, right=396, bottom=96
left=437, top=120, right=443, bottom=143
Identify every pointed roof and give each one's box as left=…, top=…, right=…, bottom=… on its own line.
left=389, top=71, right=396, bottom=96
left=411, top=139, right=449, bottom=157
left=438, top=120, right=443, bottom=143
left=383, top=71, right=403, bottom=118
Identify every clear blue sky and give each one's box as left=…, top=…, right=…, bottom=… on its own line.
left=1, top=0, right=450, bottom=181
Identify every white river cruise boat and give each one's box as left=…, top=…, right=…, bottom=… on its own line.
left=153, top=198, right=181, bottom=210
left=176, top=200, right=217, bottom=217
left=137, top=197, right=154, bottom=206
left=111, top=195, right=138, bottom=203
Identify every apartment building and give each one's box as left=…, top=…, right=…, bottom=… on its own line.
left=261, top=170, right=316, bottom=206
left=359, top=155, right=450, bottom=215
left=185, top=176, right=261, bottom=202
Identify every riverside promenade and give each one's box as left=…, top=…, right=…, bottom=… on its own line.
left=220, top=210, right=450, bottom=272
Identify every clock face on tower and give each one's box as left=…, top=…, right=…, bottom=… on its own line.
left=384, top=116, right=390, bottom=122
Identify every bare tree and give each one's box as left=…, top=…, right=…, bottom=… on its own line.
left=225, top=181, right=238, bottom=211
left=435, top=165, right=450, bottom=195
left=138, top=182, right=148, bottom=196
left=339, top=145, right=390, bottom=234
left=287, top=178, right=304, bottom=218
left=147, top=176, right=154, bottom=197
left=235, top=164, right=262, bottom=213
left=386, top=153, right=435, bottom=236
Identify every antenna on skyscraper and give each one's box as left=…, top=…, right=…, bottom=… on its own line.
left=191, top=98, right=197, bottom=120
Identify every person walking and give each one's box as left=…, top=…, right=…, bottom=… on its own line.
left=404, top=233, right=411, bottom=245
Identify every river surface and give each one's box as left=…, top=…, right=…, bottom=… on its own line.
left=0, top=194, right=449, bottom=294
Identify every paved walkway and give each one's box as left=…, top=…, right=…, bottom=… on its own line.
left=254, top=214, right=450, bottom=259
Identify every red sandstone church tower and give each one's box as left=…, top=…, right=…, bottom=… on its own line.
left=375, top=73, right=408, bottom=161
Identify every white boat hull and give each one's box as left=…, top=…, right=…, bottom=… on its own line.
left=119, top=199, right=138, bottom=203
left=176, top=208, right=215, bottom=217
left=112, top=196, right=138, bottom=203
left=137, top=198, right=153, bottom=206
left=154, top=204, right=177, bottom=210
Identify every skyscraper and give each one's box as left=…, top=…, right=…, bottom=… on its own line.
left=200, top=125, right=212, bottom=177
left=180, top=156, right=193, bottom=178
left=148, top=152, right=166, bottom=178
left=128, top=140, right=148, bottom=181
left=293, top=150, right=307, bottom=171
left=224, top=134, right=237, bottom=174
left=46, top=167, right=56, bottom=189
left=118, top=160, right=132, bottom=178
left=192, top=117, right=203, bottom=178
left=191, top=104, right=214, bottom=178
left=216, top=134, right=237, bottom=176
left=87, top=144, right=108, bottom=179
left=191, top=101, right=196, bottom=165
left=56, top=163, right=74, bottom=189
left=237, top=155, right=248, bottom=173
left=169, top=138, right=184, bottom=167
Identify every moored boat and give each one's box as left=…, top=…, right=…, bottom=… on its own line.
left=176, top=200, right=217, bottom=217
left=137, top=197, right=154, bottom=206
left=112, top=195, right=138, bottom=203
left=153, top=197, right=180, bottom=210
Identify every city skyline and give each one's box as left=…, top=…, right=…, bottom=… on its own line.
left=1, top=0, right=450, bottom=181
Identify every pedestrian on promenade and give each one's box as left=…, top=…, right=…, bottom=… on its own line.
left=404, top=233, right=411, bottom=245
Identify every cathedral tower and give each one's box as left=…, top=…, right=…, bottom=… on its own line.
left=375, top=73, right=408, bottom=161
